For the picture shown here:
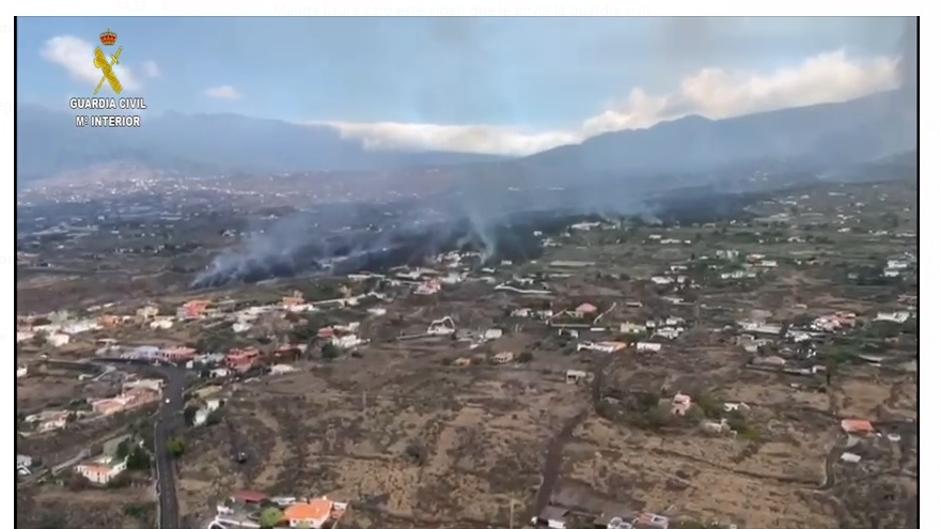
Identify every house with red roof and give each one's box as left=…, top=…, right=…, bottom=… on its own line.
left=574, top=302, right=598, bottom=318
left=284, top=499, right=333, bottom=528
left=841, top=419, right=875, bottom=436
left=160, top=346, right=196, bottom=364
left=225, top=348, right=260, bottom=373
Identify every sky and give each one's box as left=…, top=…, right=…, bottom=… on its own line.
left=16, top=17, right=913, bottom=156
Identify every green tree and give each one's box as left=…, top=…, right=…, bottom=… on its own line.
left=259, top=507, right=283, bottom=528
left=517, top=351, right=534, bottom=363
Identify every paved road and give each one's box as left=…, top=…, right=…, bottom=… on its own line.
left=96, top=359, right=189, bottom=529
left=153, top=365, right=186, bottom=529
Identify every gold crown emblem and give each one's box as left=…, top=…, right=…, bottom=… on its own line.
left=99, top=29, right=117, bottom=46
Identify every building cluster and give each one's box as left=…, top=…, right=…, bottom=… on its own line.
left=212, top=489, right=347, bottom=529
left=21, top=376, right=163, bottom=435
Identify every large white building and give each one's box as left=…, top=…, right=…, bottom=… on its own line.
left=75, top=455, right=127, bottom=485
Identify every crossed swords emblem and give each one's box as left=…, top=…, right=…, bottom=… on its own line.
left=93, top=46, right=123, bottom=95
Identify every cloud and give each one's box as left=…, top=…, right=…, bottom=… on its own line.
left=323, top=121, right=579, bottom=157
left=41, top=35, right=141, bottom=91
left=142, top=60, right=160, bottom=78
left=582, top=49, right=901, bottom=136
left=323, top=49, right=901, bottom=156
left=204, top=85, right=242, bottom=100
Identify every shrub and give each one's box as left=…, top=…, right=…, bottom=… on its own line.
left=404, top=442, right=428, bottom=466
left=693, top=391, right=722, bottom=419
left=123, top=503, right=152, bottom=520
left=183, top=405, right=198, bottom=426
left=114, top=439, right=130, bottom=460
left=641, top=403, right=673, bottom=430
left=126, top=445, right=152, bottom=472
left=633, top=391, right=659, bottom=411
left=66, top=473, right=89, bottom=491
left=106, top=472, right=132, bottom=488
left=684, top=405, right=705, bottom=424
left=206, top=408, right=223, bottom=426
left=321, top=343, right=340, bottom=360
left=166, top=438, right=185, bottom=458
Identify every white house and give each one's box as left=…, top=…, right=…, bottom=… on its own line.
left=700, top=418, right=731, bottom=435
left=17, top=454, right=32, bottom=475
left=331, top=334, right=363, bottom=349
left=123, top=378, right=164, bottom=393
left=739, top=321, right=782, bottom=335
left=427, top=316, right=457, bottom=336
left=537, top=506, right=569, bottom=529
left=193, top=399, right=223, bottom=426
left=721, top=270, right=755, bottom=280
left=150, top=317, right=174, bottom=330
left=62, top=319, right=101, bottom=335
left=75, top=455, right=127, bottom=485
left=16, top=364, right=28, bottom=379
left=886, top=259, right=909, bottom=270
left=577, top=341, right=627, bottom=354
left=440, top=272, right=465, bottom=285
left=232, top=321, right=253, bottom=333
left=876, top=311, right=910, bottom=324
left=484, top=328, right=503, bottom=341
left=414, top=280, right=442, bottom=296
left=753, top=355, right=786, bottom=367
left=565, top=370, right=589, bottom=384
left=136, top=305, right=160, bottom=319
left=620, top=322, right=645, bottom=334
left=840, top=452, right=862, bottom=464
left=636, top=342, right=662, bottom=353
left=491, top=351, right=514, bottom=364
left=269, top=364, right=296, bottom=375
left=47, top=333, right=71, bottom=347
left=655, top=327, right=684, bottom=340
